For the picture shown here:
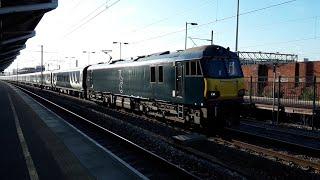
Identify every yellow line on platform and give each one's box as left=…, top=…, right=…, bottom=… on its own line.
left=8, top=94, right=39, bottom=180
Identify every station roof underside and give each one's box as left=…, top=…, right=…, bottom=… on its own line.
left=0, top=0, right=58, bottom=72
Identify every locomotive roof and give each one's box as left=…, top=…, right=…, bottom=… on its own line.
left=134, top=45, right=234, bottom=62
left=88, top=45, right=237, bottom=70
left=152, top=45, right=233, bottom=60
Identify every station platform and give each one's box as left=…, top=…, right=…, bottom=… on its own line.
left=0, top=81, right=145, bottom=180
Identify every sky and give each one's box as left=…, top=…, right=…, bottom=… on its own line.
left=6, top=0, right=320, bottom=72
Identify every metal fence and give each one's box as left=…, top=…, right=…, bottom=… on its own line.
left=244, top=76, right=320, bottom=109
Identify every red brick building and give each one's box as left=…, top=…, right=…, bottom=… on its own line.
left=242, top=61, right=320, bottom=100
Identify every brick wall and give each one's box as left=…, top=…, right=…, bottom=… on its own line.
left=242, top=64, right=259, bottom=77
left=313, top=61, right=320, bottom=76
left=242, top=61, right=320, bottom=99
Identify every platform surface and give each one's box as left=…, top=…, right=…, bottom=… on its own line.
left=0, top=81, right=145, bottom=180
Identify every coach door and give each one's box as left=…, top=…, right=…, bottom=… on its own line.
left=175, top=62, right=184, bottom=97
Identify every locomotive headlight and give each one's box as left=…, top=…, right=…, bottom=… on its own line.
left=238, top=89, right=245, bottom=97
left=207, top=91, right=220, bottom=98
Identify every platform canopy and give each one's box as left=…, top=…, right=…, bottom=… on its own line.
left=0, top=0, right=58, bottom=72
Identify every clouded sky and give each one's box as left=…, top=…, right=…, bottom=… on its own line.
left=6, top=0, right=320, bottom=72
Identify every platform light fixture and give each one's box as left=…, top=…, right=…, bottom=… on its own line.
left=113, top=42, right=129, bottom=60
left=82, top=51, right=95, bottom=66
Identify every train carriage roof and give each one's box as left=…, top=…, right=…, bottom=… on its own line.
left=88, top=45, right=237, bottom=71
left=51, top=68, right=83, bottom=74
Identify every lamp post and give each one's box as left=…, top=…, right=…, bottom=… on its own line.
left=82, top=51, right=95, bottom=66
left=185, top=22, right=198, bottom=50
left=113, top=42, right=128, bottom=60
left=189, top=37, right=212, bottom=43
left=211, top=30, right=214, bottom=45
left=235, top=0, right=240, bottom=52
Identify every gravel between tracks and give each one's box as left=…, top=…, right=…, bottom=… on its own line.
left=23, top=86, right=243, bottom=179
left=20, top=84, right=320, bottom=179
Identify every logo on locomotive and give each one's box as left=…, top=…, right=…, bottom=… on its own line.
left=119, top=70, right=124, bottom=93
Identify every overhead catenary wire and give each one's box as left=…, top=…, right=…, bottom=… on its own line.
left=71, top=0, right=83, bottom=9
left=188, top=37, right=198, bottom=47
left=131, top=0, right=298, bottom=45
left=130, top=0, right=215, bottom=33
left=241, top=36, right=320, bottom=49
left=71, top=0, right=111, bottom=28
left=64, top=0, right=120, bottom=37
left=191, top=15, right=319, bottom=41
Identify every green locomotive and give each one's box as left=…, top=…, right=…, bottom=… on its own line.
left=86, top=45, right=244, bottom=127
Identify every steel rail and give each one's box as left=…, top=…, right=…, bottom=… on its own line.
left=222, top=138, right=320, bottom=171
left=14, top=84, right=200, bottom=179
left=241, top=120, right=320, bottom=141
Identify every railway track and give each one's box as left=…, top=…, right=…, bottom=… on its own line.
left=12, top=83, right=320, bottom=178
left=224, top=124, right=320, bottom=172
left=15, top=85, right=199, bottom=179
left=211, top=137, right=320, bottom=172
left=241, top=120, right=320, bottom=141
left=226, top=122, right=320, bottom=158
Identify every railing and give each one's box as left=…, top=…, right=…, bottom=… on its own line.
left=244, top=76, right=319, bottom=127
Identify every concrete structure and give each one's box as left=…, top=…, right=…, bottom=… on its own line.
left=0, top=0, right=58, bottom=72
left=0, top=81, right=146, bottom=179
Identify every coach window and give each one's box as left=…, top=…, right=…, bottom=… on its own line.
left=70, top=73, right=73, bottom=83
left=72, top=72, right=75, bottom=83
left=150, top=66, right=156, bottom=82
left=158, top=66, right=163, bottom=83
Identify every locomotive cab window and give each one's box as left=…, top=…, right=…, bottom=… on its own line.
left=185, top=60, right=202, bottom=76
left=228, top=61, right=235, bottom=75
left=191, top=61, right=196, bottom=75
left=150, top=66, right=156, bottom=82
left=185, top=62, right=190, bottom=75
left=158, top=66, right=163, bottom=83
left=197, top=61, right=202, bottom=75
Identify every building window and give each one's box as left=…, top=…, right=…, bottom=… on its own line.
left=158, top=66, right=163, bottom=82
left=150, top=66, right=156, bottom=82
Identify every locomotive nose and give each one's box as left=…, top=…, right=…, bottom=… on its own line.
left=204, top=78, right=244, bottom=99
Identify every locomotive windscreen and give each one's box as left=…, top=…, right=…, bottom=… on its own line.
left=201, top=58, right=243, bottom=78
